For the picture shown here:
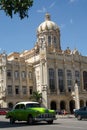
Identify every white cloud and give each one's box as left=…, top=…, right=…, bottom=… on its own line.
left=37, top=7, right=47, bottom=13
left=37, top=2, right=56, bottom=13
left=70, top=19, right=73, bottom=24
left=49, top=2, right=55, bottom=9
left=69, top=0, right=77, bottom=3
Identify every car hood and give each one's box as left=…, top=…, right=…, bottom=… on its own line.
left=27, top=107, right=55, bottom=113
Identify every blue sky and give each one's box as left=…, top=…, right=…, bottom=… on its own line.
left=0, top=0, right=87, bottom=56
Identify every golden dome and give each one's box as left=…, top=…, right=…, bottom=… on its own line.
left=37, top=13, right=59, bottom=33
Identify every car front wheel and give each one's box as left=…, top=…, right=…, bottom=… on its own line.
left=27, top=115, right=33, bottom=125
left=10, top=117, right=15, bottom=124
left=77, top=115, right=82, bottom=120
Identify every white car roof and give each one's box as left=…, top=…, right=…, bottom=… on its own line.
left=16, top=101, right=39, bottom=105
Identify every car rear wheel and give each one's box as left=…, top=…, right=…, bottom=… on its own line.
left=27, top=115, right=33, bottom=125
left=77, top=115, right=82, bottom=120
left=10, top=117, right=15, bottom=124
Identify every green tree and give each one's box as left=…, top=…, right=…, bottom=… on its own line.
left=0, top=0, right=33, bottom=19
left=30, top=91, right=42, bottom=104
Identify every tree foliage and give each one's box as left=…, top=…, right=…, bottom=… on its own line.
left=0, top=0, right=33, bottom=19
left=30, top=91, right=42, bottom=104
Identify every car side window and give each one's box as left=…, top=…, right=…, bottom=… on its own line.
left=20, top=104, right=25, bottom=109
left=15, top=104, right=20, bottom=110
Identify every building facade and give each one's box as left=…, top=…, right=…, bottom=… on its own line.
left=0, top=13, right=87, bottom=113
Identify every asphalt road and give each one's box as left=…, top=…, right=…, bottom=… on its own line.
left=0, top=115, right=87, bottom=130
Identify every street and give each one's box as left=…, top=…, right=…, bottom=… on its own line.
left=0, top=115, right=87, bottom=130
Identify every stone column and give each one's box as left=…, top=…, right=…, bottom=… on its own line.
left=42, top=85, right=48, bottom=108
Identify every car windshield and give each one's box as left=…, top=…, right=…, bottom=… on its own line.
left=26, top=103, right=40, bottom=108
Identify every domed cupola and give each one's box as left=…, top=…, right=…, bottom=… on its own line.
left=37, top=13, right=61, bottom=50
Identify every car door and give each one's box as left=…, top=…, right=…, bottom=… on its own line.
left=13, top=104, right=21, bottom=120
left=81, top=107, right=87, bottom=118
left=18, top=104, right=27, bottom=121
left=85, top=107, right=87, bottom=118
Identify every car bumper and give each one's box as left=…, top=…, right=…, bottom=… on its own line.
left=34, top=117, right=56, bottom=121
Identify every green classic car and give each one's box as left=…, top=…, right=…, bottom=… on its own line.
left=6, top=101, right=56, bottom=124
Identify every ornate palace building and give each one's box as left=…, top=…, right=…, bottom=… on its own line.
left=0, top=13, right=87, bottom=113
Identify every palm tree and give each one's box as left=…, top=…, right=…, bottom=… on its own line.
left=29, top=91, right=42, bottom=104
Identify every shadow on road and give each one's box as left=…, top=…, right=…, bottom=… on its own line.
left=0, top=121, right=61, bottom=128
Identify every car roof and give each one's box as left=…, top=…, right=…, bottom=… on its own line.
left=16, top=101, right=39, bottom=105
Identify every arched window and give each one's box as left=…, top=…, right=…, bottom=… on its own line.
left=60, top=100, right=66, bottom=110
left=48, top=36, right=51, bottom=45
left=8, top=102, right=13, bottom=109
left=80, top=100, right=84, bottom=107
left=54, top=36, right=56, bottom=47
left=50, top=101, right=57, bottom=110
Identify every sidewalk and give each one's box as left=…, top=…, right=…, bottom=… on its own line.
left=56, top=114, right=75, bottom=119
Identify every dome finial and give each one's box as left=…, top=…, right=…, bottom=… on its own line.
left=45, top=13, right=51, bottom=21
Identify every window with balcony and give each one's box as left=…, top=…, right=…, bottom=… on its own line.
left=83, top=71, right=87, bottom=90
left=49, top=68, right=55, bottom=91
left=67, top=70, right=72, bottom=92
left=58, top=69, right=64, bottom=92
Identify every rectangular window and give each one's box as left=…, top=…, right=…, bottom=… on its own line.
left=7, top=85, right=12, bottom=94
left=7, top=70, right=12, bottom=78
left=14, top=71, right=19, bottom=79
left=49, top=68, right=55, bottom=91
left=22, top=86, right=27, bottom=94
left=21, top=71, right=26, bottom=78
left=15, top=86, right=19, bottom=94
left=29, top=87, right=33, bottom=95
left=29, top=71, right=33, bottom=79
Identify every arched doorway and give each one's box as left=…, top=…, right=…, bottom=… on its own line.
left=50, top=101, right=57, bottom=110
left=60, top=100, right=66, bottom=110
left=69, top=100, right=75, bottom=114
left=80, top=100, right=84, bottom=107
left=8, top=102, right=13, bottom=109
left=86, top=101, right=87, bottom=106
